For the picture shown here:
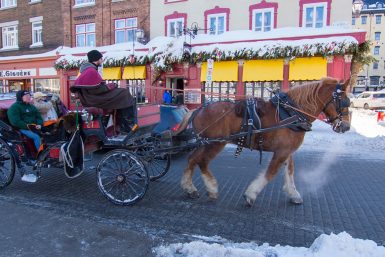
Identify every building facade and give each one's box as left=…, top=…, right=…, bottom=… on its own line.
left=150, top=0, right=352, bottom=38
left=352, top=1, right=385, bottom=91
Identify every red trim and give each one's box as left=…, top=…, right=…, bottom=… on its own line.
left=299, top=0, right=332, bottom=27
left=282, top=63, right=289, bottom=91
left=164, top=11, right=187, bottom=36
left=204, top=6, right=230, bottom=34
left=191, top=31, right=367, bottom=47
left=164, top=0, right=188, bottom=3
left=249, top=0, right=278, bottom=30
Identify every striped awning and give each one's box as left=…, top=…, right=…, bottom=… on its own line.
left=242, top=59, right=284, bottom=82
left=200, top=61, right=238, bottom=82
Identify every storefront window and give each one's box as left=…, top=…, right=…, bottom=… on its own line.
left=126, top=80, right=146, bottom=103
left=34, top=79, right=60, bottom=94
left=245, top=81, right=281, bottom=100
left=204, top=82, right=236, bottom=102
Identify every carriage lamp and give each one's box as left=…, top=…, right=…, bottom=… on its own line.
left=352, top=0, right=364, bottom=17
left=135, top=29, right=145, bottom=43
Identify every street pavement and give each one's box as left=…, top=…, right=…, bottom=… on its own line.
left=0, top=134, right=384, bottom=256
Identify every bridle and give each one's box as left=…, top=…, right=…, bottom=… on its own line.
left=322, top=84, right=351, bottom=125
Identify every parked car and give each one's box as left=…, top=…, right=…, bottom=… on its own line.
left=350, top=91, right=385, bottom=109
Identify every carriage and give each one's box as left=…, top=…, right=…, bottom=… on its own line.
left=0, top=78, right=352, bottom=207
left=0, top=97, right=185, bottom=205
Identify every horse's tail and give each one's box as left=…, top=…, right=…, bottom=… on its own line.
left=173, top=109, right=196, bottom=135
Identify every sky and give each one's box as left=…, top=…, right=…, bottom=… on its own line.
left=153, top=109, right=385, bottom=257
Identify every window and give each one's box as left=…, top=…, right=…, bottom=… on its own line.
left=115, top=18, right=137, bottom=43
left=376, top=15, right=382, bottom=24
left=208, top=14, right=226, bottom=35
left=362, top=16, right=367, bottom=24
left=31, top=21, right=42, bottom=46
left=75, top=0, right=94, bottom=5
left=126, top=80, right=146, bottom=103
left=375, top=32, right=381, bottom=41
left=167, top=18, right=183, bottom=37
left=245, top=82, right=281, bottom=100
left=34, top=79, right=60, bottom=94
left=352, top=17, right=356, bottom=25
left=303, top=3, right=327, bottom=28
left=76, top=23, right=95, bottom=47
left=1, top=25, right=18, bottom=49
left=373, top=61, right=379, bottom=69
left=253, top=8, right=273, bottom=32
left=204, top=82, right=236, bottom=102
left=374, top=46, right=380, bottom=55
left=0, top=0, right=16, bottom=8
left=29, top=0, right=41, bottom=3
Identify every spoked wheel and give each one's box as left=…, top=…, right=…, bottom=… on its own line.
left=97, top=149, right=149, bottom=205
left=0, top=138, right=15, bottom=189
left=135, top=146, right=171, bottom=181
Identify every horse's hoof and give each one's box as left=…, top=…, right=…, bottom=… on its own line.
left=208, top=192, right=218, bottom=200
left=243, top=194, right=254, bottom=207
left=290, top=197, right=303, bottom=205
left=187, top=191, right=200, bottom=199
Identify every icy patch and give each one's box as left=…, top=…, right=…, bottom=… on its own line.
left=153, top=232, right=385, bottom=257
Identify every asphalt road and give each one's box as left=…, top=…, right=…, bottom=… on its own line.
left=0, top=136, right=384, bottom=256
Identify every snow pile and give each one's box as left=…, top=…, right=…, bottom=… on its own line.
left=153, top=232, right=385, bottom=257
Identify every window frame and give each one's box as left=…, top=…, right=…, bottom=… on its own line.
left=302, top=2, right=327, bottom=28
left=0, top=0, right=17, bottom=9
left=166, top=17, right=184, bottom=37
left=252, top=8, right=274, bottom=32
left=361, top=15, right=367, bottom=25
left=75, top=23, right=96, bottom=47
left=375, top=32, right=381, bottom=41
left=114, top=17, right=137, bottom=43
left=207, top=13, right=227, bottom=35
left=376, top=15, right=382, bottom=24
left=374, top=46, right=380, bottom=55
left=1, top=24, right=18, bottom=50
left=31, top=20, right=43, bottom=46
left=373, top=61, right=379, bottom=70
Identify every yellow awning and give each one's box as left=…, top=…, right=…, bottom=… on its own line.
left=201, top=61, right=238, bottom=82
left=289, top=57, right=327, bottom=81
left=102, top=67, right=122, bottom=80
left=122, top=66, right=146, bottom=79
left=242, top=59, right=284, bottom=82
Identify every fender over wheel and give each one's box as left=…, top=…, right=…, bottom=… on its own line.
left=0, top=138, right=15, bottom=189
left=97, top=149, right=149, bottom=205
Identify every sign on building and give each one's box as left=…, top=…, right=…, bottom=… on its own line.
left=0, top=69, right=37, bottom=78
left=184, top=89, right=202, bottom=104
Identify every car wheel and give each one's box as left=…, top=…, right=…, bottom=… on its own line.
left=364, top=103, right=369, bottom=110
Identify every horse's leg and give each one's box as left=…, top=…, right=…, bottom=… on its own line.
left=197, top=143, right=226, bottom=200
left=181, top=143, right=226, bottom=199
left=282, top=155, right=303, bottom=204
left=244, top=152, right=289, bottom=206
left=181, top=147, right=204, bottom=198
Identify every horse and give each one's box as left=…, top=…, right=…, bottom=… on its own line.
left=175, top=77, right=351, bottom=206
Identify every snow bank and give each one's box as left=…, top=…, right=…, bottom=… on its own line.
left=153, top=232, right=385, bottom=257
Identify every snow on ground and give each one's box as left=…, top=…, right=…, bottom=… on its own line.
left=153, top=232, right=385, bottom=257
left=153, top=109, right=385, bottom=257
left=302, top=109, right=385, bottom=160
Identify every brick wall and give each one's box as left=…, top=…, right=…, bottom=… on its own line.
left=0, top=0, right=64, bottom=57
left=66, top=0, right=150, bottom=47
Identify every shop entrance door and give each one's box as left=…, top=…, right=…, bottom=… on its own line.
left=167, top=77, right=184, bottom=103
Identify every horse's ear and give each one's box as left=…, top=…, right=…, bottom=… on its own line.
left=343, top=78, right=351, bottom=91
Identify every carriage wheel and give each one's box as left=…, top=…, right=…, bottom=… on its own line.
left=97, top=149, right=149, bottom=205
left=135, top=147, right=171, bottom=181
left=0, top=138, right=15, bottom=189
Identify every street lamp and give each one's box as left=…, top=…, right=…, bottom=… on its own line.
left=135, top=29, right=145, bottom=43
left=352, top=0, right=364, bottom=18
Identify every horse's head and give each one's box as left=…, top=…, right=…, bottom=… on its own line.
left=322, top=79, right=351, bottom=133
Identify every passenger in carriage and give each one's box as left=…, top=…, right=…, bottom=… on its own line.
left=7, top=90, right=43, bottom=151
left=33, top=91, right=58, bottom=126
left=70, top=50, right=137, bottom=133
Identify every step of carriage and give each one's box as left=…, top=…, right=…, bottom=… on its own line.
left=103, top=134, right=129, bottom=145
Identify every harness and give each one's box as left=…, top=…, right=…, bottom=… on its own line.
left=270, top=93, right=312, bottom=132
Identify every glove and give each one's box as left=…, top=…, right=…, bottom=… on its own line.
left=51, top=94, right=60, bottom=103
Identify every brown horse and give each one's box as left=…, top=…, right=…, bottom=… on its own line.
left=176, top=77, right=351, bottom=206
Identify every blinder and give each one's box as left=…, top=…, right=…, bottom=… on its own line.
left=323, top=84, right=350, bottom=123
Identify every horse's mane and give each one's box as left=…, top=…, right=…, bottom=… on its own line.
left=287, top=77, right=338, bottom=114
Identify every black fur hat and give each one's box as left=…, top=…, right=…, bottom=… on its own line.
left=87, top=50, right=103, bottom=63
left=16, top=90, right=30, bottom=102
